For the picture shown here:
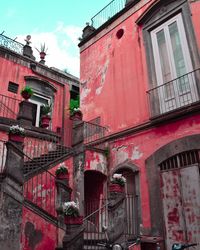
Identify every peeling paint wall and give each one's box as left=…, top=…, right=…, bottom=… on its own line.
left=85, top=150, right=107, bottom=175
left=80, top=1, right=154, bottom=133
left=80, top=0, right=200, bottom=242
left=109, top=114, right=200, bottom=229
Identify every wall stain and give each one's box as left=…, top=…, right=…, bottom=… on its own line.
left=25, top=222, right=43, bottom=250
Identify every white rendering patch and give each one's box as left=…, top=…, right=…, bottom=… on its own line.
left=131, top=146, right=143, bottom=160
left=90, top=153, right=107, bottom=174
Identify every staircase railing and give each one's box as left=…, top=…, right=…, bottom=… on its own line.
left=23, top=154, right=57, bottom=218
left=0, top=94, right=20, bottom=119
left=84, top=195, right=139, bottom=249
left=23, top=135, right=71, bottom=174
left=84, top=198, right=110, bottom=249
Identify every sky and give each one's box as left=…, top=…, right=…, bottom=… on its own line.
left=0, top=0, right=111, bottom=77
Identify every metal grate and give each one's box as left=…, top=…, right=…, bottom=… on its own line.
left=160, top=150, right=200, bottom=172
left=8, top=82, right=19, bottom=93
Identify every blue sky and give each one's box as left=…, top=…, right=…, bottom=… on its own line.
left=0, top=0, right=110, bottom=77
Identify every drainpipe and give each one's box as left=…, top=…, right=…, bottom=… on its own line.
left=62, top=85, right=66, bottom=145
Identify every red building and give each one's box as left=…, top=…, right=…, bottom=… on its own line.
left=78, top=0, right=200, bottom=249
left=0, top=34, right=79, bottom=250
left=1, top=0, right=200, bottom=249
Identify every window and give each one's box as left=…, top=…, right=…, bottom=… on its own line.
left=8, top=82, right=19, bottom=93
left=137, top=0, right=200, bottom=117
left=151, top=14, right=198, bottom=113
left=29, top=94, right=51, bottom=127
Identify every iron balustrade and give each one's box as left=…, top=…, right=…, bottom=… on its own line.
left=23, top=152, right=57, bottom=218
left=0, top=94, right=21, bottom=119
left=91, top=0, right=126, bottom=29
left=0, top=33, right=23, bottom=54
left=147, top=69, right=200, bottom=118
left=83, top=195, right=139, bottom=249
left=23, top=135, right=71, bottom=175
left=84, top=198, right=109, bottom=250
left=84, top=121, right=107, bottom=144
left=0, top=140, right=7, bottom=174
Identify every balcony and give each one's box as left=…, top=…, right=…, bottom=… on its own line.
left=147, top=69, right=200, bottom=118
left=0, top=33, right=23, bottom=55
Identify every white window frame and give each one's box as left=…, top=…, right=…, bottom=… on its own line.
left=151, top=13, right=197, bottom=113
left=29, top=93, right=51, bottom=127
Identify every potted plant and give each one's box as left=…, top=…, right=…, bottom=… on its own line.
left=55, top=164, right=69, bottom=181
left=8, top=125, right=25, bottom=143
left=109, top=173, right=126, bottom=192
left=36, top=43, right=48, bottom=60
left=69, top=96, right=82, bottom=120
left=40, top=103, right=52, bottom=128
left=21, top=86, right=33, bottom=100
left=63, top=201, right=83, bottom=225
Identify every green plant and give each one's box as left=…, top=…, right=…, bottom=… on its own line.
left=104, top=147, right=110, bottom=158
left=111, top=174, right=126, bottom=187
left=20, top=86, right=33, bottom=96
left=69, top=96, right=80, bottom=115
left=9, top=125, right=25, bottom=136
left=41, top=103, right=52, bottom=116
left=36, top=43, right=48, bottom=53
left=55, top=165, right=68, bottom=176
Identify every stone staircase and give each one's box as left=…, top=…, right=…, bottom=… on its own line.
left=23, top=145, right=72, bottom=176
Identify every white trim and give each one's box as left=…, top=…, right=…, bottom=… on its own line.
left=29, top=93, right=51, bottom=127
left=151, top=13, right=197, bottom=113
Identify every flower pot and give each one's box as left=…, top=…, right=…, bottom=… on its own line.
left=109, top=183, right=125, bottom=193
left=41, top=115, right=51, bottom=128
left=9, top=134, right=24, bottom=143
left=64, top=216, right=83, bottom=225
left=21, top=92, right=32, bottom=100
left=40, top=52, right=46, bottom=60
left=70, top=111, right=83, bottom=121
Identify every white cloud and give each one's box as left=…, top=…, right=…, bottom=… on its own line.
left=17, top=23, right=82, bottom=77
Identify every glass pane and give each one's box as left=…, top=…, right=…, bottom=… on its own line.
left=156, top=29, right=172, bottom=83
left=169, top=21, right=189, bottom=93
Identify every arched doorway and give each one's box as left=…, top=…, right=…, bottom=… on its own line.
left=159, top=150, right=200, bottom=249
left=84, top=170, right=107, bottom=231
left=146, top=135, right=200, bottom=249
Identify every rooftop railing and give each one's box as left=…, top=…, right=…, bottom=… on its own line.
left=91, top=0, right=126, bottom=29
left=0, top=33, right=23, bottom=55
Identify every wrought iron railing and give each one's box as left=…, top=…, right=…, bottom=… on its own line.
left=84, top=121, right=107, bottom=144
left=91, top=0, right=126, bottom=29
left=147, top=69, right=200, bottom=118
left=84, top=199, right=109, bottom=249
left=0, top=33, right=24, bottom=54
left=0, top=140, right=7, bottom=174
left=84, top=195, right=139, bottom=249
left=23, top=135, right=71, bottom=175
left=0, top=94, right=21, bottom=119
left=23, top=152, right=57, bottom=217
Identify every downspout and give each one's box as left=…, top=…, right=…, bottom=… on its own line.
left=62, top=85, right=66, bottom=145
